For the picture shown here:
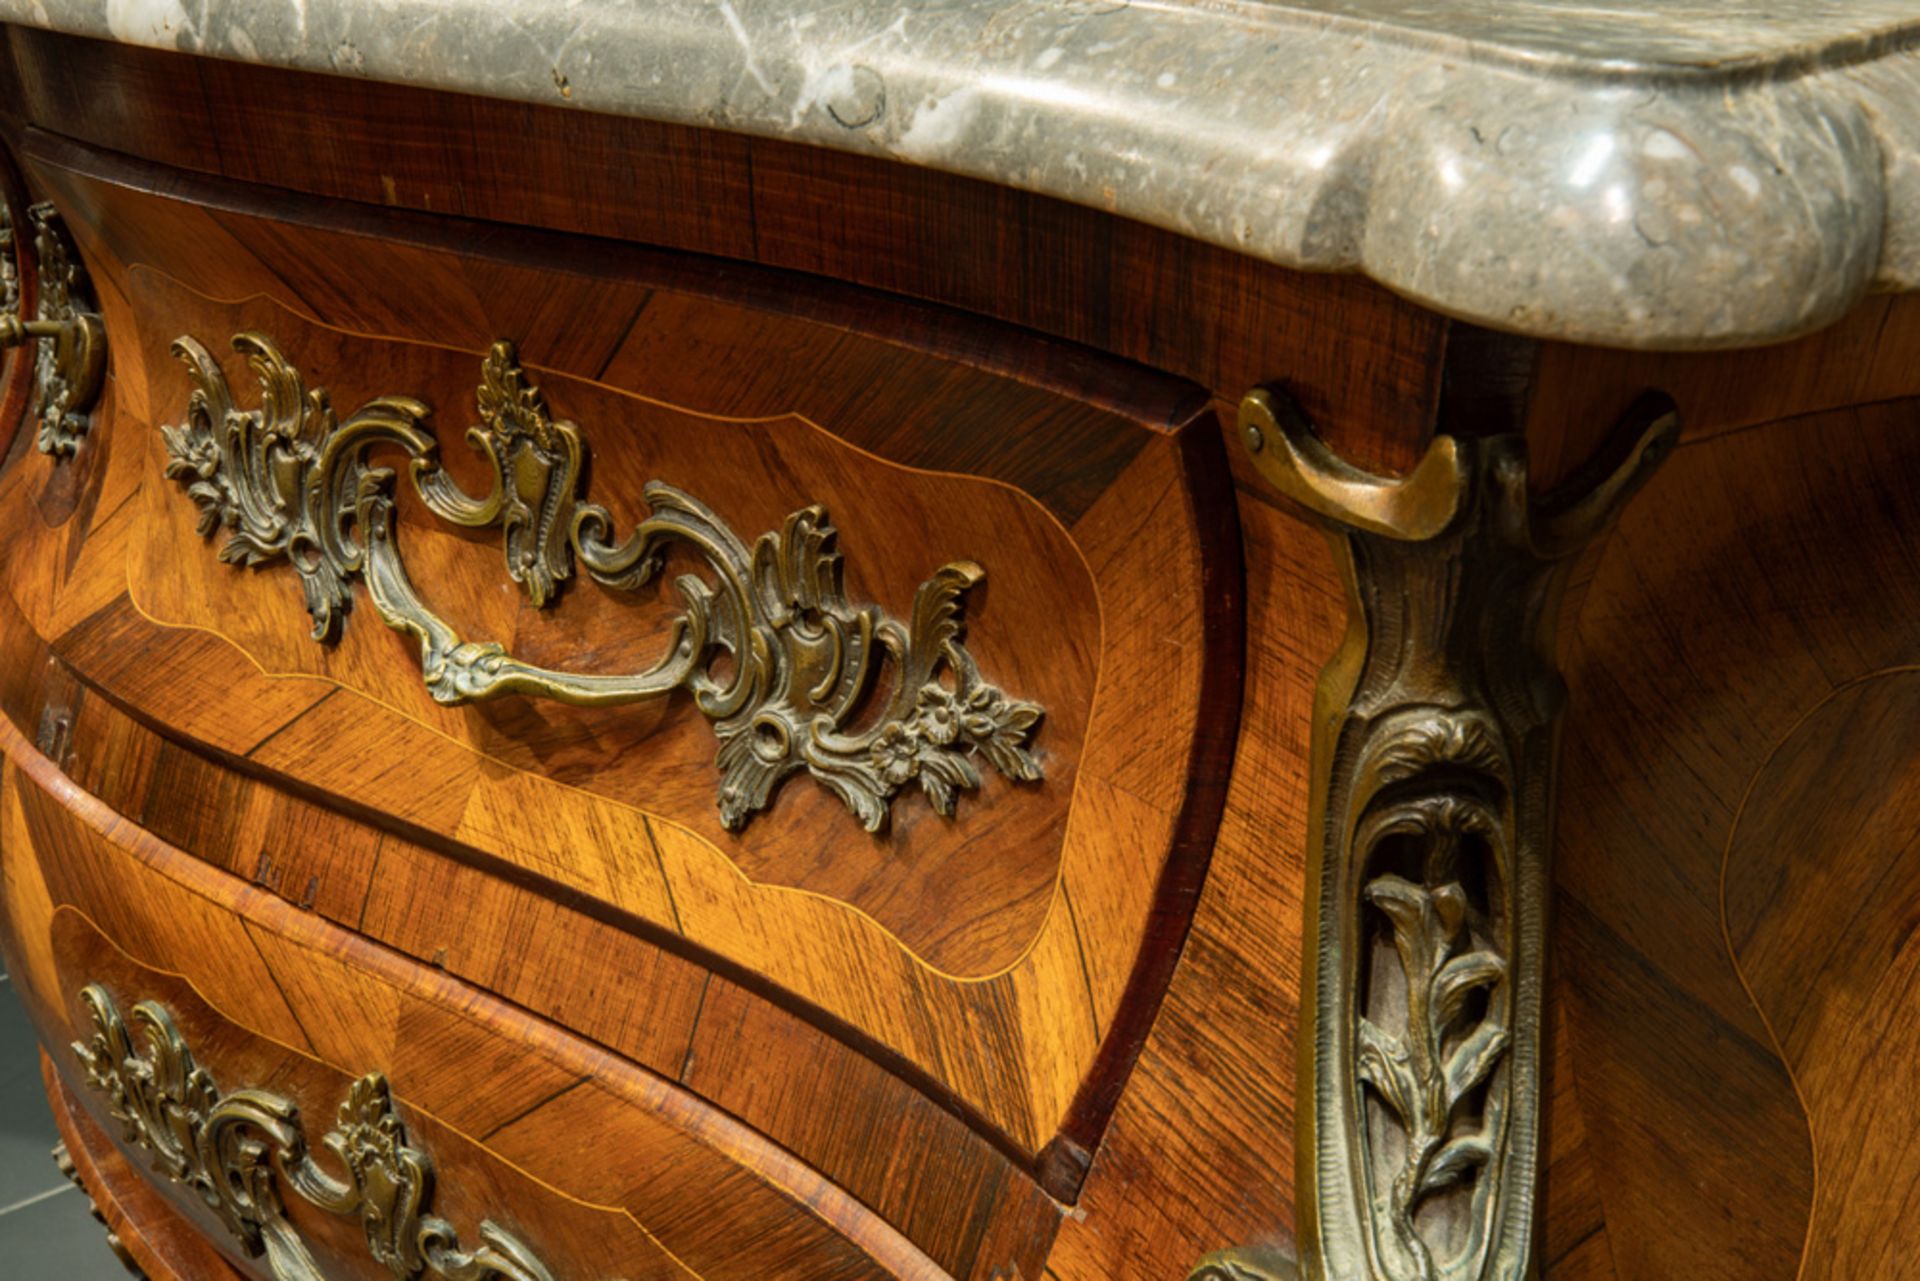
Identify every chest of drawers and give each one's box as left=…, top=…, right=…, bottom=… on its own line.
left=1, top=6, right=1918, bottom=1279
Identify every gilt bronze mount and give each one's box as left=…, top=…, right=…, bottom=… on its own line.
left=72, top=984, right=557, bottom=1281
left=0, top=202, right=107, bottom=456
left=1193, top=387, right=1677, bottom=1281
left=159, top=333, right=1044, bottom=834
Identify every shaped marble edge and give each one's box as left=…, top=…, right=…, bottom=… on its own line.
left=2, top=0, right=1919, bottom=350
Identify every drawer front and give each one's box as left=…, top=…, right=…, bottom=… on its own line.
left=2, top=738, right=972, bottom=1281
left=0, top=126, right=1242, bottom=1183
left=0, top=629, right=1063, bottom=1277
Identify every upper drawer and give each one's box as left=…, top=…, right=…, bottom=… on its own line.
left=0, top=135, right=1241, bottom=1174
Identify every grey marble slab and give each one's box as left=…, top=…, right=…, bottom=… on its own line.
left=3, top=0, right=1918, bottom=350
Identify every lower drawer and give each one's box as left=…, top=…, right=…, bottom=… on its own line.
left=0, top=722, right=953, bottom=1281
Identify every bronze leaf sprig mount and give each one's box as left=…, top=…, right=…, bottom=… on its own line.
left=72, top=984, right=557, bottom=1281
left=159, top=332, right=1045, bottom=834
left=1192, top=386, right=1677, bottom=1281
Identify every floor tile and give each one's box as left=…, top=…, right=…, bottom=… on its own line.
left=0, top=977, right=63, bottom=1209
left=0, top=1180, right=130, bottom=1278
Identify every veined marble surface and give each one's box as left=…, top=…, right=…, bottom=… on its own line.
left=5, top=0, right=1919, bottom=349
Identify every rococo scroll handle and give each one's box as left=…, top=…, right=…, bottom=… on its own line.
left=159, top=333, right=1044, bottom=834
left=1197, top=386, right=1677, bottom=1281
left=72, top=984, right=558, bottom=1281
left=0, top=202, right=106, bottom=457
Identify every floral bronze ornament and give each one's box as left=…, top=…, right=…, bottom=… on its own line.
left=159, top=332, right=1044, bottom=833
left=1190, top=387, right=1677, bottom=1281
left=71, top=984, right=557, bottom=1281
left=0, top=202, right=107, bottom=456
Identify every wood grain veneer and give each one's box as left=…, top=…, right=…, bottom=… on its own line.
left=1554, top=396, right=1920, bottom=1277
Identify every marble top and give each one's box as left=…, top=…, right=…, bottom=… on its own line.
left=7, top=0, right=1920, bottom=350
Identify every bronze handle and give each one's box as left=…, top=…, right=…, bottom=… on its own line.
left=73, top=984, right=557, bottom=1281
left=161, top=333, right=1045, bottom=834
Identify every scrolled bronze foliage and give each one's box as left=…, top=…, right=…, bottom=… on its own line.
left=71, top=983, right=557, bottom=1281
left=159, top=332, right=1044, bottom=833
left=0, top=202, right=107, bottom=457
left=1192, top=387, right=1677, bottom=1281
